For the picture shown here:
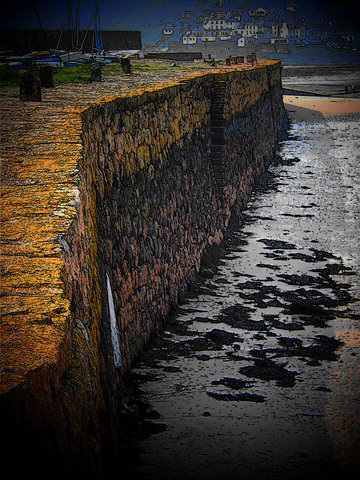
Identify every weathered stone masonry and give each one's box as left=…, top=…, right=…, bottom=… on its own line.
left=0, top=62, right=288, bottom=478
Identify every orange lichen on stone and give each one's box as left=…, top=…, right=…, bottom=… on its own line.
left=0, top=58, right=280, bottom=411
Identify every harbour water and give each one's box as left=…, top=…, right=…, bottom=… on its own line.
left=123, top=97, right=360, bottom=480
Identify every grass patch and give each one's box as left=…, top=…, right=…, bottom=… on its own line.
left=0, top=64, right=19, bottom=87
left=0, top=63, right=91, bottom=87
left=0, top=61, right=209, bottom=88
left=53, top=64, right=90, bottom=84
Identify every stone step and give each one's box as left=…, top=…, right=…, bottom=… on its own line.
left=210, top=158, right=226, bottom=165
left=211, top=132, right=225, bottom=140
left=211, top=145, right=225, bottom=152
left=212, top=139, right=225, bottom=146
left=210, top=108, right=225, bottom=114
left=215, top=178, right=226, bottom=188
left=211, top=127, right=225, bottom=134
left=211, top=121, right=225, bottom=128
left=212, top=164, right=225, bottom=173
left=210, top=114, right=224, bottom=122
left=214, top=172, right=225, bottom=180
left=210, top=151, right=225, bottom=159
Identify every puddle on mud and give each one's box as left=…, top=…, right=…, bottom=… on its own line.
left=119, top=107, right=360, bottom=480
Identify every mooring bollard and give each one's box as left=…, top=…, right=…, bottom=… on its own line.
left=89, top=62, right=102, bottom=82
left=121, top=57, right=131, bottom=74
left=39, top=66, right=54, bottom=88
left=238, top=56, right=244, bottom=64
left=225, top=57, right=231, bottom=66
left=19, top=68, right=41, bottom=101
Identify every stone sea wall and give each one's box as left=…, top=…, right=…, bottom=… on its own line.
left=85, top=64, right=287, bottom=381
left=0, top=62, right=288, bottom=479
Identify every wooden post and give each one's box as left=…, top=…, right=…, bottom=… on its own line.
left=121, top=57, right=131, bottom=74
left=19, top=68, right=41, bottom=101
left=39, top=66, right=54, bottom=88
left=89, top=62, right=102, bottom=82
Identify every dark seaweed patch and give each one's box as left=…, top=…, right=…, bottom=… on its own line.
left=212, top=377, right=253, bottom=389
left=258, top=239, right=297, bottom=250
left=207, top=390, right=266, bottom=402
left=239, top=358, right=298, bottom=387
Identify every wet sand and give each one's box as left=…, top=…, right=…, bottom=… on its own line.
left=282, top=64, right=360, bottom=97
left=284, top=95, right=360, bottom=117
left=120, top=97, right=360, bottom=480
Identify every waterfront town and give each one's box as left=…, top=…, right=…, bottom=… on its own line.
left=149, top=0, right=358, bottom=58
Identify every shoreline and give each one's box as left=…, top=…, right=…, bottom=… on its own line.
left=283, top=95, right=360, bottom=118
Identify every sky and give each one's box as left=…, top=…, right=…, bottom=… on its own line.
left=2, top=1, right=358, bottom=44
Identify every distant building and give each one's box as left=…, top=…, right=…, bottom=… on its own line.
left=218, top=30, right=233, bottom=41
left=203, top=12, right=240, bottom=30
left=182, top=32, right=198, bottom=44
left=163, top=24, right=174, bottom=35
left=238, top=23, right=262, bottom=38
left=248, top=6, right=267, bottom=17
left=285, top=1, right=297, bottom=13
left=232, top=9, right=243, bottom=21
left=237, top=35, right=256, bottom=47
left=272, top=22, right=289, bottom=38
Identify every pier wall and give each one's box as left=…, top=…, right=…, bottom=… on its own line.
left=0, top=62, right=288, bottom=478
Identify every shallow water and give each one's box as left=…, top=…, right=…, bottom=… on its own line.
left=127, top=103, right=360, bottom=480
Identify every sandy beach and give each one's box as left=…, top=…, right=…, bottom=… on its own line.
left=283, top=95, right=360, bottom=120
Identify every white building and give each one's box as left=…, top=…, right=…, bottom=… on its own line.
left=237, top=23, right=262, bottom=38
left=218, top=30, right=233, bottom=41
left=288, top=24, right=307, bottom=42
left=202, top=34, right=216, bottom=42
left=163, top=24, right=174, bottom=35
left=272, top=22, right=288, bottom=38
left=237, top=35, right=256, bottom=47
left=203, top=12, right=240, bottom=31
left=182, top=32, right=197, bottom=44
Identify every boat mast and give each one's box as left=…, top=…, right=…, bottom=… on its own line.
left=32, top=0, right=50, bottom=51
left=67, top=0, right=73, bottom=51
left=93, top=0, right=103, bottom=52
left=75, top=0, right=81, bottom=50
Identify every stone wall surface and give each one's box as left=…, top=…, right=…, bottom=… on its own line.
left=0, top=61, right=288, bottom=479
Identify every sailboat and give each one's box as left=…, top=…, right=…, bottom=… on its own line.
left=51, top=0, right=84, bottom=65
left=75, top=0, right=114, bottom=64
left=4, top=1, right=115, bottom=69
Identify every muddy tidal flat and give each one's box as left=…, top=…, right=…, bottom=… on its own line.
left=282, top=64, right=360, bottom=97
left=125, top=96, right=360, bottom=480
